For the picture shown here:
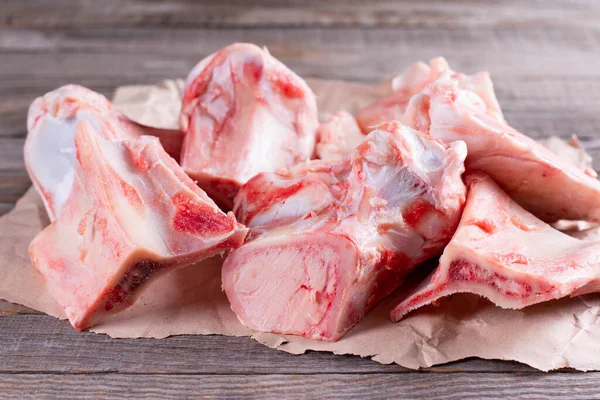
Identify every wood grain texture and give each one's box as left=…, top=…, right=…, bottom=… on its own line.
left=0, top=372, right=597, bottom=400
left=3, top=1, right=600, bottom=397
left=1, top=28, right=600, bottom=154
left=0, top=312, right=535, bottom=374
left=1, top=0, right=599, bottom=29
left=2, top=21, right=600, bottom=213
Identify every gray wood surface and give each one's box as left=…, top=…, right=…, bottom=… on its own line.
left=2, top=0, right=600, bottom=397
left=1, top=373, right=596, bottom=400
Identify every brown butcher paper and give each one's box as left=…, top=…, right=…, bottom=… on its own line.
left=1, top=78, right=600, bottom=371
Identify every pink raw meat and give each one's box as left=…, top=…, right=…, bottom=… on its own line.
left=25, top=85, right=143, bottom=221
left=24, top=84, right=185, bottom=221
left=134, top=125, right=185, bottom=163
left=315, top=111, right=365, bottom=161
left=355, top=59, right=445, bottom=132
left=402, top=59, right=600, bottom=222
left=29, top=122, right=247, bottom=330
left=223, top=122, right=467, bottom=341
left=179, top=43, right=319, bottom=208
left=391, top=173, right=600, bottom=322
left=232, top=159, right=349, bottom=239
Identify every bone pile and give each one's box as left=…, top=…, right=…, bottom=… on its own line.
left=24, top=43, right=600, bottom=341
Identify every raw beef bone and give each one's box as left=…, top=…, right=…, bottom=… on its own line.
left=223, top=122, right=467, bottom=341
left=136, top=125, right=185, bottom=163
left=180, top=43, right=319, bottom=209
left=25, top=85, right=143, bottom=221
left=25, top=85, right=184, bottom=221
left=29, top=122, right=247, bottom=330
left=353, top=58, right=497, bottom=133
left=315, top=111, right=365, bottom=161
left=538, top=135, right=597, bottom=178
left=391, top=173, right=600, bottom=322
left=355, top=61, right=430, bottom=133
left=402, top=58, right=600, bottom=222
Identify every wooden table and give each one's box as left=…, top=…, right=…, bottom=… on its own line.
left=2, top=1, right=600, bottom=398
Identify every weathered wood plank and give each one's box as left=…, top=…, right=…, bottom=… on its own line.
left=0, top=152, right=29, bottom=215
left=0, top=203, right=15, bottom=215
left=3, top=27, right=600, bottom=79
left=3, top=0, right=600, bottom=385
left=0, top=313, right=534, bottom=374
left=4, top=82, right=600, bottom=140
left=0, top=372, right=596, bottom=399
left=0, top=143, right=26, bottom=171
left=2, top=27, right=600, bottom=137
left=2, top=26, right=600, bottom=206
left=0, top=177, right=29, bottom=210
left=0, top=32, right=589, bottom=197
left=4, top=81, right=600, bottom=144
left=1, top=0, right=599, bottom=30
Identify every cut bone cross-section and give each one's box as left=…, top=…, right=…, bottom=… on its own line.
left=223, top=122, right=467, bottom=341
left=391, top=173, right=600, bottom=322
left=29, top=122, right=247, bottom=330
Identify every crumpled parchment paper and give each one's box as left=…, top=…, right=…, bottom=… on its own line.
left=2, top=78, right=600, bottom=371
